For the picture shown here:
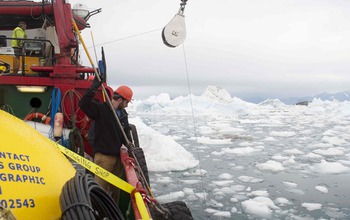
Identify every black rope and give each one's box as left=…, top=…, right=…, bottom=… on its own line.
left=68, top=127, right=85, bottom=156
left=59, top=172, right=125, bottom=220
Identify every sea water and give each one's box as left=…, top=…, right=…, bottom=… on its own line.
left=137, top=110, right=350, bottom=219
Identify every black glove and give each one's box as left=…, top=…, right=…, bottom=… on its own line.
left=91, top=76, right=103, bottom=91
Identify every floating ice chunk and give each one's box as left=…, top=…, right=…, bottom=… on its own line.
left=211, top=151, right=225, bottom=156
left=183, top=169, right=207, bottom=176
left=283, top=148, right=304, bottom=155
left=302, top=153, right=323, bottom=159
left=230, top=198, right=239, bottom=203
left=233, top=194, right=249, bottom=201
left=195, top=192, right=208, bottom=200
left=180, top=179, right=201, bottom=184
left=130, top=117, right=198, bottom=172
left=204, top=208, right=232, bottom=218
left=274, top=197, right=292, bottom=206
left=237, top=175, right=264, bottom=183
left=213, top=211, right=231, bottom=218
left=321, top=136, right=347, bottom=145
left=282, top=156, right=296, bottom=165
left=301, top=202, right=322, bottom=211
left=156, top=191, right=185, bottom=203
left=285, top=188, right=305, bottom=195
left=231, top=206, right=238, bottom=213
left=264, top=137, right=277, bottom=141
left=308, top=142, right=334, bottom=149
left=156, top=176, right=173, bottom=183
left=313, top=147, right=345, bottom=156
left=272, top=154, right=290, bottom=161
left=241, top=196, right=279, bottom=218
left=212, top=180, right=235, bottom=186
left=183, top=188, right=195, bottom=195
left=282, top=181, right=297, bottom=188
left=315, top=185, right=328, bottom=193
left=311, top=160, right=350, bottom=174
left=222, top=146, right=262, bottom=156
left=323, top=206, right=348, bottom=219
left=214, top=187, right=236, bottom=195
left=231, top=185, right=246, bottom=192
left=218, top=173, right=233, bottom=179
left=205, top=208, right=220, bottom=214
left=197, top=136, right=232, bottom=144
left=256, top=160, right=285, bottom=172
left=339, top=160, right=350, bottom=166
left=270, top=131, right=296, bottom=137
left=220, top=127, right=246, bottom=136
left=199, top=126, right=215, bottom=135
left=251, top=190, right=269, bottom=197
left=208, top=199, right=224, bottom=208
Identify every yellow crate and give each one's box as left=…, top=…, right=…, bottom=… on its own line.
left=0, top=54, right=40, bottom=74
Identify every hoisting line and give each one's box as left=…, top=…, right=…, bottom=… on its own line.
left=182, top=44, right=208, bottom=202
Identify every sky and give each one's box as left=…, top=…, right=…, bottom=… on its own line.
left=69, top=0, right=350, bottom=101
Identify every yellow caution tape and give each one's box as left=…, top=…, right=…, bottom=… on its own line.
left=55, top=143, right=134, bottom=193
left=55, top=143, right=150, bottom=219
left=135, top=192, right=151, bottom=220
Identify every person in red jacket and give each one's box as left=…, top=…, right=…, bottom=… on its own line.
left=79, top=77, right=133, bottom=202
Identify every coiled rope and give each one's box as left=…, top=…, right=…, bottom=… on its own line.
left=68, top=127, right=85, bottom=156
left=60, top=172, right=125, bottom=220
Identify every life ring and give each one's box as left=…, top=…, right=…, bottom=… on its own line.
left=25, top=112, right=51, bottom=124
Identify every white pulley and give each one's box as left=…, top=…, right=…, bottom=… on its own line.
left=162, top=0, right=188, bottom=48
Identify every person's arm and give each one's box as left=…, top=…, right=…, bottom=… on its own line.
left=79, top=78, right=102, bottom=119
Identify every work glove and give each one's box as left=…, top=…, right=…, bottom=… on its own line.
left=90, top=76, right=103, bottom=91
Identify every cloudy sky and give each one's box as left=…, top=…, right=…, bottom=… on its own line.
left=70, top=0, right=350, bottom=100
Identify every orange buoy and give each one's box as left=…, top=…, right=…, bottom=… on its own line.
left=24, top=112, right=51, bottom=124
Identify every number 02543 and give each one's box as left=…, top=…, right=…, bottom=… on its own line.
left=0, top=198, right=35, bottom=209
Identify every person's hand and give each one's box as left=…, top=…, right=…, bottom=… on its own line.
left=91, top=76, right=103, bottom=91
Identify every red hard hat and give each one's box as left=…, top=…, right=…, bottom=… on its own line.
left=115, top=86, right=133, bottom=102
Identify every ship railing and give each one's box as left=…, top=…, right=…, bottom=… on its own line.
left=0, top=37, right=55, bottom=75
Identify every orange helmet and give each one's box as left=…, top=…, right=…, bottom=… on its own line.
left=115, top=86, right=133, bottom=102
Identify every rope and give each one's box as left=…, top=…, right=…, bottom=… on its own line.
left=61, top=89, right=85, bottom=124
left=182, top=43, right=208, bottom=205
left=86, top=28, right=162, bottom=48
left=59, top=172, right=125, bottom=220
left=69, top=127, right=85, bottom=156
left=0, top=105, right=15, bottom=115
